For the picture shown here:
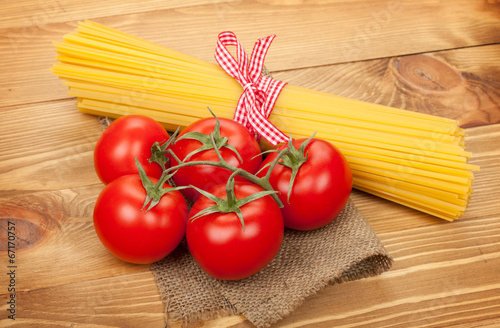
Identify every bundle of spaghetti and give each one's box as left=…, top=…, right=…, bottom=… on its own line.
left=52, top=20, right=479, bottom=221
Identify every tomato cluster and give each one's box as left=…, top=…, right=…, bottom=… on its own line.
left=92, top=113, right=352, bottom=280
left=93, top=115, right=187, bottom=264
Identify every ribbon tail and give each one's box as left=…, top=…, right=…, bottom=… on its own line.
left=248, top=35, right=276, bottom=81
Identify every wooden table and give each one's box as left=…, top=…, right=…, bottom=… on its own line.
left=1, top=1, right=499, bottom=327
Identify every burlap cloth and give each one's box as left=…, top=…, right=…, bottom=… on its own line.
left=150, top=199, right=393, bottom=328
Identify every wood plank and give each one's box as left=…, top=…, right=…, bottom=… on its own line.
left=0, top=103, right=495, bottom=328
left=1, top=2, right=498, bottom=328
left=0, top=125, right=497, bottom=327
left=1, top=199, right=497, bottom=327
left=273, top=44, right=500, bottom=128
left=0, top=121, right=496, bottom=325
left=0, top=186, right=152, bottom=293
left=0, top=99, right=103, bottom=195
left=178, top=206, right=500, bottom=327
left=0, top=271, right=166, bottom=327
left=0, top=0, right=238, bottom=30
left=1, top=0, right=499, bottom=107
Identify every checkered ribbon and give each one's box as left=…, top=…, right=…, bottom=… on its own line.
left=215, top=31, right=288, bottom=146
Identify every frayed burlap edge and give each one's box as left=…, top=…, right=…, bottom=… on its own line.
left=150, top=199, right=393, bottom=328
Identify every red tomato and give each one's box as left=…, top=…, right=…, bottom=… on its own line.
left=169, top=117, right=262, bottom=201
left=258, top=138, right=352, bottom=231
left=94, top=115, right=169, bottom=184
left=93, top=175, right=188, bottom=264
left=186, top=182, right=283, bottom=280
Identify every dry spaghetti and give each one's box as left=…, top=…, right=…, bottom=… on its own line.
left=52, top=20, right=479, bottom=221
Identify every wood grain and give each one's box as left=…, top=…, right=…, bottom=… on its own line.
left=0, top=124, right=498, bottom=327
left=0, top=186, right=152, bottom=293
left=0, top=99, right=102, bottom=196
left=173, top=128, right=500, bottom=326
left=1, top=0, right=499, bottom=107
left=263, top=218, right=500, bottom=328
left=273, top=44, right=500, bottom=128
left=0, top=271, right=166, bottom=327
left=0, top=0, right=239, bottom=30
left=1, top=1, right=499, bottom=327
left=2, top=178, right=499, bottom=327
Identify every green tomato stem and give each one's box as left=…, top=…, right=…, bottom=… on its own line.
left=165, top=134, right=291, bottom=208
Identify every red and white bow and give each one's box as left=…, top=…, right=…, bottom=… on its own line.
left=215, top=31, right=288, bottom=146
